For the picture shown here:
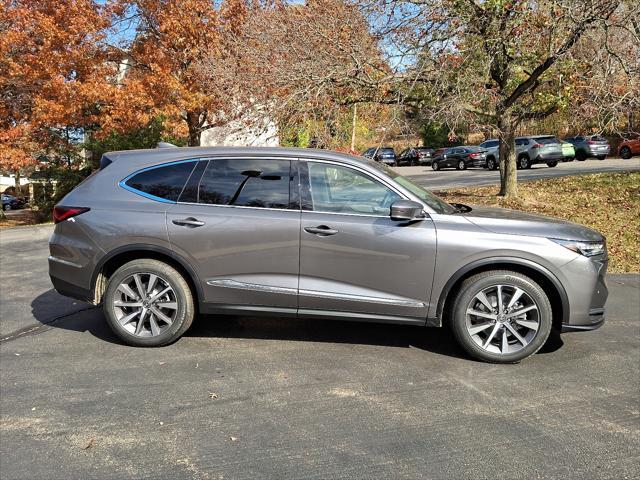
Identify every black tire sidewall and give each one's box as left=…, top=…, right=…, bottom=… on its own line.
left=451, top=271, right=552, bottom=363
left=103, top=260, right=194, bottom=347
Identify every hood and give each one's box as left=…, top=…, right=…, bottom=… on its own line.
left=462, top=206, right=604, bottom=242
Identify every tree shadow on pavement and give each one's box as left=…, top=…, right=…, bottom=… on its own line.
left=30, top=289, right=563, bottom=360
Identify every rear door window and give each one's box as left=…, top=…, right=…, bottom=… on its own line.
left=124, top=161, right=197, bottom=202
left=195, top=159, right=292, bottom=209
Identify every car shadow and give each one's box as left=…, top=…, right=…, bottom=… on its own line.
left=30, top=289, right=562, bottom=359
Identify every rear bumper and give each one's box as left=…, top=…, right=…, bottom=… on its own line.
left=50, top=272, right=93, bottom=303
left=533, top=153, right=563, bottom=163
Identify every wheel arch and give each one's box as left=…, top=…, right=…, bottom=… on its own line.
left=436, top=257, right=569, bottom=331
left=91, top=244, right=202, bottom=307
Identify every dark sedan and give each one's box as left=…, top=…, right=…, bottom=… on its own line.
left=431, top=146, right=487, bottom=171
left=362, top=147, right=397, bottom=166
left=397, top=147, right=435, bottom=166
left=2, top=194, right=23, bottom=211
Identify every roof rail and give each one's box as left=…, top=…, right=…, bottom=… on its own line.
left=157, top=142, right=178, bottom=148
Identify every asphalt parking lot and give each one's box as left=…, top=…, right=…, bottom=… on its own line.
left=396, top=156, right=640, bottom=189
left=1, top=225, right=639, bottom=479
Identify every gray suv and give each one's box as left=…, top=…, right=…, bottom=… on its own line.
left=49, top=147, right=608, bottom=363
left=479, top=136, right=563, bottom=170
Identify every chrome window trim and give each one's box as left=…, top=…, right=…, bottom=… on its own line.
left=170, top=154, right=434, bottom=215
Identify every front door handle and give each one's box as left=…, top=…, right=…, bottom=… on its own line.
left=304, top=225, right=338, bottom=236
left=172, top=217, right=205, bottom=228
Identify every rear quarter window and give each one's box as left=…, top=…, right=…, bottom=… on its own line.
left=123, top=161, right=197, bottom=202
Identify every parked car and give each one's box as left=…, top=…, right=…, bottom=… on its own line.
left=397, top=147, right=435, bottom=166
left=431, top=146, right=487, bottom=171
left=1, top=194, right=22, bottom=211
left=560, top=141, right=575, bottom=162
left=49, top=146, right=608, bottom=363
left=514, top=135, right=564, bottom=169
left=563, top=135, right=610, bottom=161
left=362, top=147, right=397, bottom=166
left=618, top=137, right=640, bottom=159
left=478, top=139, right=501, bottom=170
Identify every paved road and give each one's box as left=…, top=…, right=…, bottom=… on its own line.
left=1, top=226, right=639, bottom=479
left=396, top=157, right=640, bottom=189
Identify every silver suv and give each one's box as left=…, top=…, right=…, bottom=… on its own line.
left=49, top=147, right=608, bottom=362
left=479, top=136, right=564, bottom=170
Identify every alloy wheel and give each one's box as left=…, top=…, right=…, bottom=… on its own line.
left=113, top=273, right=178, bottom=337
left=465, top=284, right=540, bottom=355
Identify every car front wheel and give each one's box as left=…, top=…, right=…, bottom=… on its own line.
left=456, top=160, right=466, bottom=170
left=3, top=204, right=10, bottom=211
left=103, top=259, right=195, bottom=347
left=450, top=270, right=552, bottom=363
left=517, top=155, right=530, bottom=169
left=547, top=161, right=558, bottom=168
left=432, top=161, right=440, bottom=171
left=620, top=147, right=632, bottom=159
left=486, top=157, right=497, bottom=170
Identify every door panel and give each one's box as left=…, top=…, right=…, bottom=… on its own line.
left=298, top=160, right=436, bottom=319
left=167, top=158, right=300, bottom=309
left=299, top=213, right=436, bottom=318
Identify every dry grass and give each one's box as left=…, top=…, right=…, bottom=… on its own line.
left=435, top=172, right=640, bottom=273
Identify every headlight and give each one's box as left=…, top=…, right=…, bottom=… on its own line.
left=551, top=238, right=606, bottom=257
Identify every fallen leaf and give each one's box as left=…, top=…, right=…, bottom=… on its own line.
left=84, top=438, right=95, bottom=450
left=229, top=436, right=238, bottom=442
left=208, top=392, right=219, bottom=399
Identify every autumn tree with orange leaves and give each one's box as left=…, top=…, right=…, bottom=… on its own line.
left=0, top=0, right=114, bottom=177
left=105, top=0, right=251, bottom=146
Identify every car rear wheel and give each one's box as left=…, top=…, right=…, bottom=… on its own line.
left=620, top=146, right=632, bottom=159
left=547, top=161, right=558, bottom=168
left=486, top=157, right=497, bottom=170
left=517, top=155, right=530, bottom=169
left=596, top=155, right=606, bottom=160
left=450, top=270, right=552, bottom=363
left=576, top=151, right=587, bottom=161
left=103, top=259, right=195, bottom=347
left=3, top=204, right=10, bottom=211
left=432, top=161, right=440, bottom=171
left=456, top=160, right=466, bottom=170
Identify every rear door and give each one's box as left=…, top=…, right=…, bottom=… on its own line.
left=297, top=160, right=436, bottom=321
left=167, top=157, right=300, bottom=312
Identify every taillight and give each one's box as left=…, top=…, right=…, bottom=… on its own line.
left=53, top=206, right=90, bottom=223
left=469, top=153, right=480, bottom=158
left=531, top=143, right=543, bottom=149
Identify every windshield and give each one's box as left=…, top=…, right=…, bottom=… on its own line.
left=363, top=159, right=455, bottom=214
left=533, top=136, right=559, bottom=145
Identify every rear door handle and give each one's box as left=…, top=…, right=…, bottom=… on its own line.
left=304, top=225, right=338, bottom=236
left=172, top=217, right=205, bottom=228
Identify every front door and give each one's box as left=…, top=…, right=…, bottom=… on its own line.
left=297, top=160, right=437, bottom=321
left=167, top=157, right=300, bottom=312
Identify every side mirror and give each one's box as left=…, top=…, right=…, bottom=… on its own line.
left=390, top=200, right=425, bottom=221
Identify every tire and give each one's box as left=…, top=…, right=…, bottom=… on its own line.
left=620, top=147, right=632, bottom=159
left=103, top=259, right=195, bottom=347
left=450, top=270, right=552, bottom=363
left=596, top=155, right=606, bottom=161
left=486, top=157, right=497, bottom=170
left=517, top=155, right=530, bottom=170
left=576, top=151, right=587, bottom=161
left=546, top=161, right=558, bottom=168
left=456, top=160, right=466, bottom=170
left=432, top=161, right=440, bottom=171
left=3, top=204, right=10, bottom=211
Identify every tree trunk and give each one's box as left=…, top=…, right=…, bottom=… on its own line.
left=186, top=112, right=201, bottom=146
left=497, top=118, right=518, bottom=197
left=350, top=103, right=357, bottom=152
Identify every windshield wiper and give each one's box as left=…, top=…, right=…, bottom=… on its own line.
left=450, top=203, right=472, bottom=213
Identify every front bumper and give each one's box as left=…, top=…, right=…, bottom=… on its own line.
left=559, top=253, right=608, bottom=332
left=562, top=309, right=605, bottom=332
